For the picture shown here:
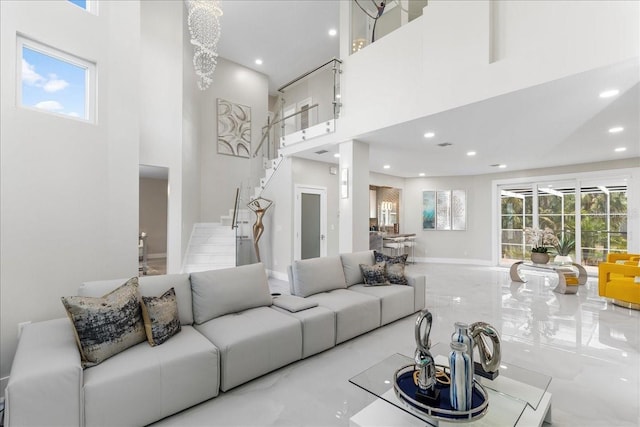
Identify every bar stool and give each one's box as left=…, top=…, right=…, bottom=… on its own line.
left=383, top=236, right=405, bottom=257
left=404, top=236, right=416, bottom=263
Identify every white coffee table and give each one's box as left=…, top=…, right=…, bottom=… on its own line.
left=349, top=344, right=552, bottom=427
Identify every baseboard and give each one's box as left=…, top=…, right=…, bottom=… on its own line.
left=0, top=376, right=8, bottom=398
left=268, top=269, right=288, bottom=282
left=415, top=257, right=494, bottom=266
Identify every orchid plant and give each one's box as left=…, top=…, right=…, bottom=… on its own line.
left=524, top=227, right=557, bottom=253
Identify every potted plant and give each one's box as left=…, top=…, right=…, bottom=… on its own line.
left=552, top=233, right=575, bottom=264
left=524, top=227, right=555, bottom=264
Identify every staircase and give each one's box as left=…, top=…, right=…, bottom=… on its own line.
left=181, top=220, right=236, bottom=274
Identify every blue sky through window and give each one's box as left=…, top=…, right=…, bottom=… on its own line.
left=68, top=0, right=87, bottom=10
left=21, top=46, right=87, bottom=119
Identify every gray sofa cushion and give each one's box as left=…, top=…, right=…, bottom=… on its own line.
left=291, top=256, right=347, bottom=297
left=195, top=306, right=302, bottom=391
left=190, top=263, right=272, bottom=324
left=340, top=250, right=375, bottom=286
left=83, top=325, right=219, bottom=427
left=305, top=289, right=381, bottom=344
left=80, top=273, right=194, bottom=325
left=349, top=284, right=415, bottom=325
left=272, top=295, right=319, bottom=312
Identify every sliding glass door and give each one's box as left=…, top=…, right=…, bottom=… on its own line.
left=498, top=176, right=629, bottom=271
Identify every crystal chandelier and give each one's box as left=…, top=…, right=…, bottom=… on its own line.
left=185, top=0, right=222, bottom=90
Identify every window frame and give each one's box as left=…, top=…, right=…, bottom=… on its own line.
left=17, top=35, right=97, bottom=123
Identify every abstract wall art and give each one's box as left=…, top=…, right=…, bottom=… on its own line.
left=422, top=191, right=436, bottom=230
left=217, top=98, right=251, bottom=158
left=422, top=190, right=466, bottom=230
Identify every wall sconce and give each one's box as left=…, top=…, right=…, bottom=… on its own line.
left=341, top=168, right=349, bottom=199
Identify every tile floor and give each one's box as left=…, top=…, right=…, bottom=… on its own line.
left=152, top=263, right=639, bottom=427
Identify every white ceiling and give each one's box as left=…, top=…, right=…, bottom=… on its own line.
left=216, top=1, right=639, bottom=178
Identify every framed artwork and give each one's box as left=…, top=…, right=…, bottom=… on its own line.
left=422, top=191, right=436, bottom=230
left=422, top=190, right=466, bottom=231
left=217, top=98, right=251, bottom=158
left=452, top=190, right=467, bottom=230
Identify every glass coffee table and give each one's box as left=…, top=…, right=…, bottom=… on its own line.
left=509, top=261, right=587, bottom=294
left=349, top=343, right=552, bottom=426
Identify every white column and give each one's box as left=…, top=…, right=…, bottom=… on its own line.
left=339, top=140, right=369, bottom=253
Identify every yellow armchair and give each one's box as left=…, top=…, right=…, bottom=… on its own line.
left=598, top=254, right=640, bottom=309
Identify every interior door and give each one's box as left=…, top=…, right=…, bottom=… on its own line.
left=295, top=185, right=327, bottom=260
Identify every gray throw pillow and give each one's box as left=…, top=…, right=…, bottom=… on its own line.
left=61, top=277, right=146, bottom=367
left=141, top=287, right=181, bottom=346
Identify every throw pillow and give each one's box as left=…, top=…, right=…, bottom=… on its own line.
left=386, top=261, right=408, bottom=286
left=360, top=262, right=390, bottom=286
left=61, top=277, right=146, bottom=368
left=374, top=250, right=408, bottom=265
left=141, top=287, right=181, bottom=346
left=374, top=250, right=408, bottom=285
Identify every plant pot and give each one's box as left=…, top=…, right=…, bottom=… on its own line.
left=530, top=252, right=550, bottom=264
left=554, top=255, right=572, bottom=264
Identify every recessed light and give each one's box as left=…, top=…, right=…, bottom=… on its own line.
left=328, top=28, right=337, bottom=36
left=423, top=132, right=435, bottom=138
left=615, top=147, right=627, bottom=152
left=599, top=89, right=619, bottom=98
left=333, top=153, right=340, bottom=158
left=499, top=164, right=507, bottom=168
left=467, top=151, right=476, bottom=156
left=255, top=59, right=263, bottom=65
left=419, top=173, right=425, bottom=177
left=383, top=165, right=390, bottom=169
left=609, top=126, right=624, bottom=133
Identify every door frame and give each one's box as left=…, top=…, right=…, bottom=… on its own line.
left=294, top=184, right=327, bottom=260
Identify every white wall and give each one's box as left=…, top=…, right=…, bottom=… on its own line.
left=403, top=158, right=640, bottom=263
left=139, top=0, right=185, bottom=273
left=0, top=1, right=140, bottom=380
left=199, top=58, right=269, bottom=222
left=331, top=0, right=640, bottom=143
left=181, top=11, right=202, bottom=265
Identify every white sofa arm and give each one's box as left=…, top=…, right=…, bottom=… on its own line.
left=406, top=274, right=426, bottom=312
left=5, top=318, right=83, bottom=427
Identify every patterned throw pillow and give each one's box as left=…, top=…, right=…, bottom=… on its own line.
left=61, top=277, right=146, bottom=368
left=141, top=287, right=182, bottom=346
left=386, top=262, right=408, bottom=286
left=359, top=262, right=390, bottom=286
left=374, top=251, right=408, bottom=285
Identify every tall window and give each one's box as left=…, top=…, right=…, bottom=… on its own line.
left=18, top=37, right=96, bottom=122
left=498, top=176, right=629, bottom=270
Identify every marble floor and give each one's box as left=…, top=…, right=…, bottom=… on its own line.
left=152, top=263, right=639, bottom=427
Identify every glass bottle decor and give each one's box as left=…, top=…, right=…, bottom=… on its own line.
left=451, top=322, right=474, bottom=369
left=449, top=341, right=473, bottom=411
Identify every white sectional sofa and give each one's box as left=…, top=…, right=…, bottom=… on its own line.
left=5, top=251, right=425, bottom=427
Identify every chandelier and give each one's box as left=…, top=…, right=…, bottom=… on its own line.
left=185, top=0, right=223, bottom=90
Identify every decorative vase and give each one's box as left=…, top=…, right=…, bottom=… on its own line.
left=451, top=322, right=474, bottom=369
left=554, top=255, right=572, bottom=264
left=449, top=341, right=473, bottom=411
left=530, top=252, right=550, bottom=264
